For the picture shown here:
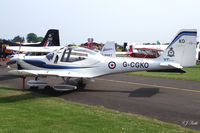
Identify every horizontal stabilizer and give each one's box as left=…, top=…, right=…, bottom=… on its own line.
left=147, top=69, right=186, bottom=73
left=160, top=62, right=183, bottom=69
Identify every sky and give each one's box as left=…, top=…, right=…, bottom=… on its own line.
left=0, top=0, right=200, bottom=45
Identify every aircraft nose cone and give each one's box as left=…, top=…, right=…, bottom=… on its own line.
left=6, top=55, right=19, bottom=65
left=6, top=60, right=17, bottom=65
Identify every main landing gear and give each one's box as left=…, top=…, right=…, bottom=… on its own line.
left=21, top=76, right=26, bottom=91
left=22, top=77, right=88, bottom=91
left=27, top=77, right=48, bottom=89
left=20, top=76, right=92, bottom=92
left=53, top=77, right=78, bottom=91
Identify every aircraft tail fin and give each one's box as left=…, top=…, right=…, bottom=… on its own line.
left=40, top=29, right=60, bottom=47
left=101, top=41, right=116, bottom=57
left=158, top=29, right=197, bottom=68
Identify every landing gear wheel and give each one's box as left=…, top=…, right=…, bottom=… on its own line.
left=77, top=79, right=86, bottom=90
left=44, top=85, right=51, bottom=90
left=17, top=64, right=23, bottom=70
left=35, top=77, right=38, bottom=81
left=29, top=77, right=39, bottom=90
left=30, top=86, right=39, bottom=89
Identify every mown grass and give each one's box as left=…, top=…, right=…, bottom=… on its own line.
left=128, top=63, right=200, bottom=82
left=0, top=85, right=199, bottom=133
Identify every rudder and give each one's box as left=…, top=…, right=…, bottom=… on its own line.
left=158, top=29, right=197, bottom=67
left=101, top=41, right=116, bottom=57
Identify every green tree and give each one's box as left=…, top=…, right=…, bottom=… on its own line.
left=12, top=36, right=24, bottom=43
left=37, top=36, right=44, bottom=42
left=27, top=33, right=38, bottom=43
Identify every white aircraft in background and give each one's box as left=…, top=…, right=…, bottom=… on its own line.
left=8, top=29, right=197, bottom=91
left=131, top=44, right=167, bottom=58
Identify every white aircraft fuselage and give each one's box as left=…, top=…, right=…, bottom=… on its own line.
left=16, top=50, right=161, bottom=78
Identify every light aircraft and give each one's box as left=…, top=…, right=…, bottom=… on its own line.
left=8, top=29, right=197, bottom=91
left=130, top=45, right=166, bottom=58
left=130, top=43, right=168, bottom=51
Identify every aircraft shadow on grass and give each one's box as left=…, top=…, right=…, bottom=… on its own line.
left=129, top=88, right=160, bottom=97
left=0, top=90, right=39, bottom=103
left=28, top=87, right=160, bottom=98
left=0, top=75, right=20, bottom=81
left=0, top=87, right=73, bottom=103
left=83, top=87, right=160, bottom=97
left=0, top=82, right=160, bottom=103
left=0, top=87, right=159, bottom=104
left=29, top=87, right=72, bottom=96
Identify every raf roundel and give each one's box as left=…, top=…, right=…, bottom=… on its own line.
left=168, top=47, right=175, bottom=57
left=108, top=61, right=116, bottom=69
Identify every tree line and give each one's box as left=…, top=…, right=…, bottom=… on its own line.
left=11, top=33, right=43, bottom=43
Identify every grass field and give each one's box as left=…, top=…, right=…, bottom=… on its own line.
left=0, top=85, right=199, bottom=133
left=128, top=63, right=200, bottom=82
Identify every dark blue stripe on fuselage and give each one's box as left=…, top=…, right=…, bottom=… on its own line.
left=23, top=60, right=90, bottom=69
left=167, top=31, right=197, bottom=49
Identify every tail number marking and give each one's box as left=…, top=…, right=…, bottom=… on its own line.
left=123, top=62, right=149, bottom=68
left=179, top=39, right=185, bottom=43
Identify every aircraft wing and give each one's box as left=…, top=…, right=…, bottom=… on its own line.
left=6, top=46, right=61, bottom=53
left=8, top=70, right=93, bottom=78
left=133, top=45, right=168, bottom=51
left=160, top=62, right=183, bottom=69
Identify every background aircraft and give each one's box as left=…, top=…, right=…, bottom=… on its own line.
left=118, top=42, right=168, bottom=58
left=0, top=29, right=60, bottom=58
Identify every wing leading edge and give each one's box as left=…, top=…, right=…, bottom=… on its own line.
left=8, top=70, right=94, bottom=78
